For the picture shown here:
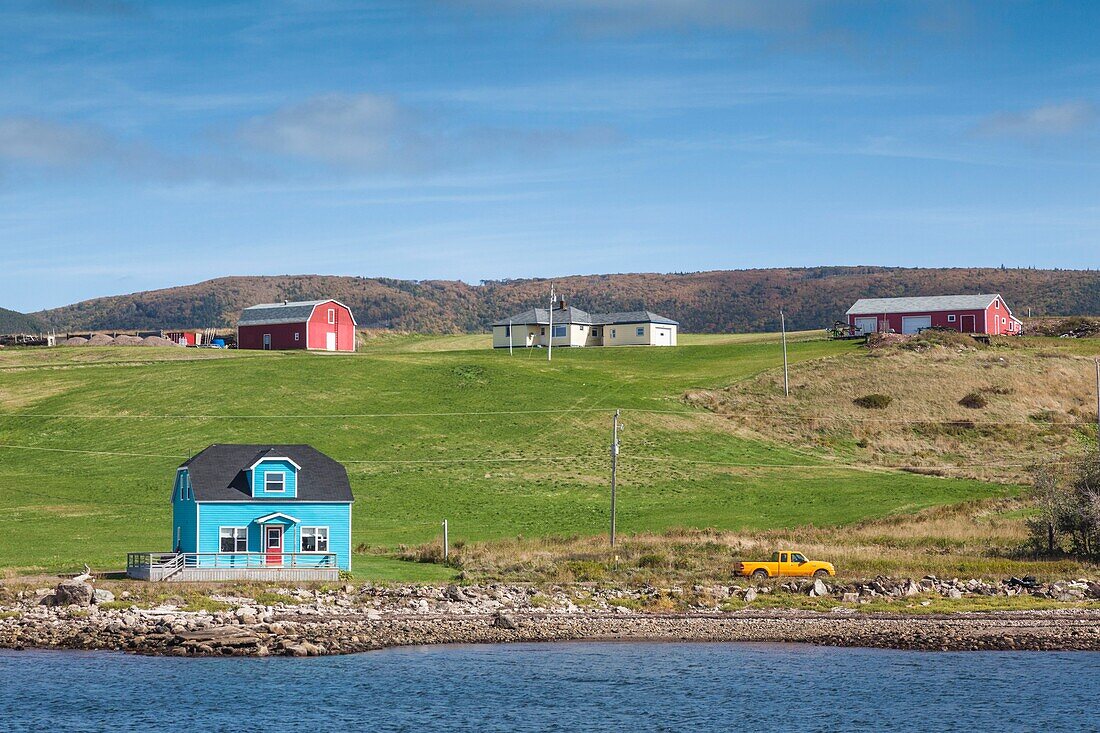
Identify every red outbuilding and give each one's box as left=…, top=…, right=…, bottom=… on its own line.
left=165, top=330, right=203, bottom=346
left=846, top=294, right=1022, bottom=336
left=236, top=299, right=357, bottom=351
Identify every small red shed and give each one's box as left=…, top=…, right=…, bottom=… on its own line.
left=237, top=299, right=357, bottom=351
left=846, top=294, right=1021, bottom=336
left=165, top=330, right=203, bottom=346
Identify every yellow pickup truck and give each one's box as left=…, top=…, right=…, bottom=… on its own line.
left=734, top=551, right=836, bottom=579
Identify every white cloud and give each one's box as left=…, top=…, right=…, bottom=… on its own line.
left=975, top=101, right=1095, bottom=138
left=0, top=117, right=111, bottom=166
left=237, top=93, right=618, bottom=172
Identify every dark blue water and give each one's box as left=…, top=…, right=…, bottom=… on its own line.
left=1, top=643, right=1097, bottom=732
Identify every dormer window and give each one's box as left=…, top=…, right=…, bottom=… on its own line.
left=265, top=472, right=286, bottom=492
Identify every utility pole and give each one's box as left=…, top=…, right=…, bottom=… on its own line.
left=610, top=409, right=623, bottom=547
left=780, top=308, right=790, bottom=397
left=508, top=318, right=513, bottom=356
left=442, top=519, right=449, bottom=563
left=547, top=283, right=554, bottom=362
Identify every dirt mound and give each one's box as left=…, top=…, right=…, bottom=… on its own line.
left=61, top=337, right=88, bottom=346
left=1027, top=317, right=1100, bottom=338
left=112, top=334, right=144, bottom=346
left=139, top=335, right=178, bottom=347
left=85, top=334, right=116, bottom=346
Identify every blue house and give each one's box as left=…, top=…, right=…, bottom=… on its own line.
left=128, top=444, right=354, bottom=581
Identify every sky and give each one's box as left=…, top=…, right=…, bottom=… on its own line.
left=1, top=1, right=1098, bottom=312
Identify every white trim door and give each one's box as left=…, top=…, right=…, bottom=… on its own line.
left=326, top=331, right=336, bottom=351
left=853, top=317, right=878, bottom=335
left=901, top=316, right=931, bottom=334
left=262, top=333, right=271, bottom=350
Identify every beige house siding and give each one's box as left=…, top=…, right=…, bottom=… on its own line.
left=493, top=312, right=676, bottom=348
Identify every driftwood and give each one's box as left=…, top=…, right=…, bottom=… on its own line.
left=71, top=564, right=93, bottom=585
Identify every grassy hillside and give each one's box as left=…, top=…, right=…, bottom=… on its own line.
left=0, top=307, right=45, bottom=333
left=691, top=333, right=1100, bottom=483
left=35, top=266, right=1100, bottom=333
left=0, top=335, right=1007, bottom=578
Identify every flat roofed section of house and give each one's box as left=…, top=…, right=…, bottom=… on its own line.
left=846, top=294, right=1002, bottom=315
left=181, top=444, right=353, bottom=502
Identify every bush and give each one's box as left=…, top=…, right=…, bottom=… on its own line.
left=563, top=560, right=608, bottom=581
left=636, top=553, right=666, bottom=568
left=853, top=393, right=892, bottom=409
left=959, top=392, right=988, bottom=409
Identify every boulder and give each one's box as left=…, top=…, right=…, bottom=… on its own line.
left=809, top=579, right=829, bottom=598
left=946, top=588, right=963, bottom=600
left=93, top=589, right=115, bottom=605
left=50, top=581, right=94, bottom=607
left=841, top=592, right=860, bottom=603
left=742, top=588, right=758, bottom=603
left=493, top=612, right=518, bottom=630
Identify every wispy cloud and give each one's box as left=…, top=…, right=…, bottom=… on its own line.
left=457, top=0, right=816, bottom=35
left=0, top=117, right=112, bottom=166
left=975, top=101, right=1096, bottom=138
left=237, top=93, right=618, bottom=173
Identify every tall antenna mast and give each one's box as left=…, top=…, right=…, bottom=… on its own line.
left=548, top=283, right=554, bottom=362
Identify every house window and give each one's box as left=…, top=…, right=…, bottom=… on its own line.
left=540, top=327, right=545, bottom=336
left=301, top=526, right=329, bottom=552
left=947, top=314, right=956, bottom=323
left=611, top=328, right=616, bottom=338
left=219, top=527, right=247, bottom=553
left=327, top=308, right=336, bottom=324
left=552, top=325, right=566, bottom=338
left=264, top=472, right=286, bottom=492
left=636, top=327, right=645, bottom=337
left=593, top=328, right=600, bottom=337
left=504, top=325, right=511, bottom=337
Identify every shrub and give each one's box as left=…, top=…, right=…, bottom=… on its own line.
left=563, top=560, right=607, bottom=581
left=853, top=393, right=892, bottom=409
left=636, top=553, right=666, bottom=568
left=959, top=392, right=988, bottom=409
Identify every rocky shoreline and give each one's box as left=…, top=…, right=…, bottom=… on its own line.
left=3, top=577, right=1100, bottom=657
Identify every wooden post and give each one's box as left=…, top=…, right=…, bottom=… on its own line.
left=610, top=409, right=622, bottom=547
left=442, top=519, right=449, bottom=563
left=1095, top=359, right=1099, bottom=448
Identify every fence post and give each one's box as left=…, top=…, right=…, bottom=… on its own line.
left=442, top=519, right=449, bottom=563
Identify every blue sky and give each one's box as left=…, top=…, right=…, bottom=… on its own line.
left=1, top=1, right=1098, bottom=311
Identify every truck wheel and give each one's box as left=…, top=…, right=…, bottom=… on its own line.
left=751, top=569, right=769, bottom=579
left=813, top=569, right=829, bottom=578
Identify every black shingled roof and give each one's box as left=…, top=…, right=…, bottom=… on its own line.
left=180, top=444, right=353, bottom=502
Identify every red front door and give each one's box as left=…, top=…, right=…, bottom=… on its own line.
left=265, top=526, right=283, bottom=567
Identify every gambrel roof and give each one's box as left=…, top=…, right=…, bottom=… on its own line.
left=237, top=299, right=358, bottom=327
left=180, top=444, right=353, bottom=502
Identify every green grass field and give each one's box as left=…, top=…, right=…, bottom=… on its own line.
left=0, top=335, right=1009, bottom=578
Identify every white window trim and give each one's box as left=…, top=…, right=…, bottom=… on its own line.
left=264, top=471, right=286, bottom=493
left=294, top=332, right=300, bottom=341
left=327, top=308, right=336, bottom=324
left=636, top=326, right=645, bottom=337
left=301, top=526, right=330, bottom=553
left=947, top=314, right=956, bottom=322
left=219, top=526, right=247, bottom=553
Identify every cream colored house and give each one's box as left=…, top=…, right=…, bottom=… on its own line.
left=492, top=301, right=678, bottom=349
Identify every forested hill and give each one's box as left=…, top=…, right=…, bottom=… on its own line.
left=0, top=307, right=45, bottom=333
left=33, top=267, right=1100, bottom=333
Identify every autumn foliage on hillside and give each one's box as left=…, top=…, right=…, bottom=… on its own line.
left=32, top=266, right=1100, bottom=333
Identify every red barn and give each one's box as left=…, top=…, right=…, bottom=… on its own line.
left=846, top=294, right=1022, bottom=336
left=237, top=299, right=357, bottom=351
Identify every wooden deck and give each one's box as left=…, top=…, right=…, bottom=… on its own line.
left=126, top=551, right=340, bottom=582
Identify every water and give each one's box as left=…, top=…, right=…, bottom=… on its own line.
left=1, top=643, right=1098, bottom=732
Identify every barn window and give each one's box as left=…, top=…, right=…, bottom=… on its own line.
left=327, top=308, right=336, bottom=324
left=294, top=332, right=300, bottom=341
left=947, top=314, right=956, bottom=323
left=301, top=527, right=329, bottom=553
left=264, top=472, right=285, bottom=492
left=994, top=301, right=1000, bottom=309
left=219, top=527, right=247, bottom=553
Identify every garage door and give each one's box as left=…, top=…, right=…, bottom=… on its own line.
left=901, top=316, right=932, bottom=334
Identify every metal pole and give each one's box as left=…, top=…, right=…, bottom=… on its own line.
left=780, top=309, right=789, bottom=397
left=509, top=319, right=513, bottom=356
left=548, top=284, right=554, bottom=362
left=610, top=409, right=622, bottom=547
left=442, top=519, right=449, bottom=563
